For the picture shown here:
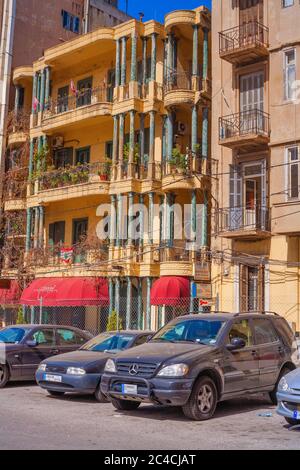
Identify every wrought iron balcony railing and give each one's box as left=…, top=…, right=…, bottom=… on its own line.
left=219, top=21, right=269, bottom=56
left=218, top=205, right=270, bottom=234
left=6, top=109, right=30, bottom=133
left=219, top=109, right=270, bottom=141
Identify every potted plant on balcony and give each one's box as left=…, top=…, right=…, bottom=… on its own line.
left=98, top=157, right=112, bottom=181
left=169, top=148, right=188, bottom=174
left=123, top=142, right=140, bottom=165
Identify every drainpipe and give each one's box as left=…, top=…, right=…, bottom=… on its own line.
left=0, top=0, right=16, bottom=199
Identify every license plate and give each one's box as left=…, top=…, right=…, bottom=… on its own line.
left=43, top=374, right=62, bottom=383
left=293, top=411, right=300, bottom=420
left=122, top=384, right=138, bottom=395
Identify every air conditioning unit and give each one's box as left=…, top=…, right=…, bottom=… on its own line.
left=52, top=136, right=64, bottom=148
left=176, top=121, right=187, bottom=136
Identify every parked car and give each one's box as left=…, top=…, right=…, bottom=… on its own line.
left=101, top=313, right=298, bottom=421
left=277, top=368, right=300, bottom=426
left=0, top=325, right=92, bottom=388
left=36, top=330, right=153, bottom=401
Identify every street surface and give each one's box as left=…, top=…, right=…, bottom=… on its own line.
left=0, top=383, right=299, bottom=450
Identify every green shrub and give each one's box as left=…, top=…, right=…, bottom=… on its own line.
left=106, top=310, right=123, bottom=332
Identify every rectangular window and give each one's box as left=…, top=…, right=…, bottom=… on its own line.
left=284, top=49, right=296, bottom=100
left=54, top=147, right=73, bottom=168
left=240, top=265, right=264, bottom=313
left=105, top=141, right=113, bottom=160
left=49, top=221, right=65, bottom=246
left=288, top=146, right=299, bottom=199
left=77, top=77, right=93, bottom=107
left=75, top=147, right=90, bottom=165
left=72, top=218, right=88, bottom=245
left=62, top=10, right=80, bottom=34
left=282, top=0, right=294, bottom=7
left=57, top=86, right=69, bottom=113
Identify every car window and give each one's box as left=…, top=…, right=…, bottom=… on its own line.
left=76, top=333, right=88, bottom=346
left=273, top=318, right=295, bottom=347
left=228, top=320, right=253, bottom=347
left=32, top=329, right=55, bottom=346
left=80, top=334, right=134, bottom=352
left=253, top=319, right=279, bottom=345
left=152, top=320, right=226, bottom=345
left=0, top=327, right=26, bottom=344
left=57, top=329, right=78, bottom=346
left=134, top=335, right=149, bottom=347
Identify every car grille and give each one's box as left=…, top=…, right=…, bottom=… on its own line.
left=116, top=361, right=158, bottom=378
left=45, top=365, right=67, bottom=374
left=291, top=388, right=300, bottom=395
left=283, top=402, right=300, bottom=412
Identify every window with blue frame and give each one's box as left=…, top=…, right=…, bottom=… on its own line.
left=62, top=10, right=80, bottom=34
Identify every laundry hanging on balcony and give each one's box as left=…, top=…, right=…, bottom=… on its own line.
left=150, top=277, right=190, bottom=306
left=20, top=277, right=109, bottom=307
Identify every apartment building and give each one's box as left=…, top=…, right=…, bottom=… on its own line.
left=211, top=0, right=300, bottom=331
left=2, top=7, right=211, bottom=332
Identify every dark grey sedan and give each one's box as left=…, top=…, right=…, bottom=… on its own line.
left=35, top=331, right=153, bottom=402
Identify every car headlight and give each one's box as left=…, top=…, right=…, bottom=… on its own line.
left=157, top=363, right=189, bottom=378
left=104, top=359, right=117, bottom=373
left=66, top=367, right=86, bottom=376
left=38, top=364, right=47, bottom=372
left=278, top=376, right=292, bottom=393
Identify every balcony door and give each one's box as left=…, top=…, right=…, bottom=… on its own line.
left=239, top=0, right=263, bottom=25
left=240, top=71, right=264, bottom=134
left=240, top=265, right=264, bottom=313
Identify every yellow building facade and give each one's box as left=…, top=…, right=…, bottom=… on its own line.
left=3, top=7, right=212, bottom=332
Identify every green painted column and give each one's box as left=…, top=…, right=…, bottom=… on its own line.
left=39, top=206, right=44, bottom=248
left=167, top=112, right=173, bottom=161
left=119, top=113, right=125, bottom=163
left=40, top=69, right=46, bottom=112
left=130, top=33, right=137, bottom=82
left=110, top=195, right=117, bottom=247
left=45, top=67, right=51, bottom=109
left=112, top=115, right=119, bottom=166
left=137, top=278, right=143, bottom=330
left=192, top=25, right=199, bottom=77
left=37, top=73, right=41, bottom=111
left=146, top=277, right=152, bottom=330
left=202, top=28, right=209, bottom=81
left=121, top=36, right=127, bottom=86
left=190, top=280, right=195, bottom=314
left=29, top=138, right=35, bottom=180
left=25, top=208, right=32, bottom=253
left=117, top=194, right=123, bottom=247
left=142, top=37, right=148, bottom=84
left=37, top=136, right=43, bottom=172
left=201, top=190, right=208, bottom=248
left=191, top=189, right=197, bottom=242
left=167, top=34, right=173, bottom=77
left=202, top=107, right=209, bottom=159
left=148, top=192, right=154, bottom=245
left=115, top=38, right=121, bottom=87
left=139, top=113, right=145, bottom=165
left=33, top=207, right=39, bottom=249
left=162, top=115, right=167, bottom=163
left=192, top=105, right=198, bottom=154
left=129, top=110, right=135, bottom=164
left=14, top=86, right=21, bottom=113
left=149, top=110, right=156, bottom=163
left=150, top=33, right=157, bottom=81
left=115, top=278, right=120, bottom=318
left=128, top=192, right=134, bottom=245
left=139, top=194, right=144, bottom=248
left=109, top=279, right=114, bottom=315
left=126, top=277, right=132, bottom=329
left=32, top=72, right=38, bottom=113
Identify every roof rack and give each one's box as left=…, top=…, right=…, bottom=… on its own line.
left=233, top=311, right=280, bottom=318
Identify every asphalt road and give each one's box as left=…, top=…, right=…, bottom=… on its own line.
left=0, top=382, right=299, bottom=450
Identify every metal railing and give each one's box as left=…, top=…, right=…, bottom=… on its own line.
left=162, top=154, right=204, bottom=178
left=38, top=162, right=110, bottom=191
left=219, top=21, right=269, bottom=55
left=6, top=109, right=30, bottom=133
left=44, top=86, right=112, bottom=118
left=218, top=205, right=270, bottom=233
left=160, top=241, right=193, bottom=263
left=219, top=109, right=270, bottom=140
left=164, top=71, right=193, bottom=94
left=118, top=162, right=162, bottom=180
left=4, top=168, right=28, bottom=200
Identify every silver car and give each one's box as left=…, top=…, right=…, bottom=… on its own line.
left=277, top=368, right=300, bottom=426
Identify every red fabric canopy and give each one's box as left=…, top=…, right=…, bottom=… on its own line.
left=151, top=277, right=190, bottom=306
left=20, top=277, right=109, bottom=307
left=0, top=280, right=21, bottom=306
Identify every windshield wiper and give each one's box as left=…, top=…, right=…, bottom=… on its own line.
left=152, top=338, right=177, bottom=343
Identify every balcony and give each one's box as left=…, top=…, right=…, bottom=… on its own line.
left=159, top=242, right=194, bottom=277
left=218, top=206, right=271, bottom=239
left=219, top=21, right=269, bottom=65
left=162, top=154, right=206, bottom=190
left=163, top=72, right=209, bottom=108
left=42, top=87, right=113, bottom=132
left=7, top=110, right=30, bottom=145
left=31, top=162, right=110, bottom=203
left=4, top=168, right=28, bottom=211
left=111, top=162, right=162, bottom=194
left=219, top=109, right=270, bottom=150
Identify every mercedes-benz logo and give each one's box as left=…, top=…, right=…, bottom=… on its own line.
left=129, top=364, right=139, bottom=376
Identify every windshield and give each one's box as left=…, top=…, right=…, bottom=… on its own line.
left=80, top=333, right=134, bottom=352
left=152, top=319, right=225, bottom=345
left=0, top=327, right=26, bottom=344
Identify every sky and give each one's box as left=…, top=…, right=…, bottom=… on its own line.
left=118, top=0, right=211, bottom=23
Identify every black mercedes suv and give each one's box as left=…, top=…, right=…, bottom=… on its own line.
left=101, top=313, right=299, bottom=421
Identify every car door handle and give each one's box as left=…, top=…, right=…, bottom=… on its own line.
left=251, top=350, right=259, bottom=357
left=51, top=349, right=59, bottom=355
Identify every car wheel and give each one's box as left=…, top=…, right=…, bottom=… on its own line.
left=0, top=364, right=9, bottom=389
left=285, top=417, right=300, bottom=427
left=110, top=398, right=141, bottom=411
left=47, top=390, right=65, bottom=397
left=94, top=383, right=109, bottom=403
left=269, top=367, right=292, bottom=406
left=182, top=376, right=218, bottom=421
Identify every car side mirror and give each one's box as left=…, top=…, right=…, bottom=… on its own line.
left=226, top=338, right=246, bottom=352
left=26, top=340, right=38, bottom=348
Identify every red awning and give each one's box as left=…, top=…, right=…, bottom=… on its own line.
left=0, top=280, right=21, bottom=306
left=151, top=277, right=190, bottom=306
left=20, top=277, right=109, bottom=307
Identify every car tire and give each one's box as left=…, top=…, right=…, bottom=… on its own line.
left=110, top=398, right=141, bottom=411
left=269, top=367, right=292, bottom=406
left=182, top=376, right=218, bottom=421
left=94, top=383, right=109, bottom=403
left=0, top=364, right=9, bottom=389
left=47, top=390, right=65, bottom=397
left=285, top=417, right=300, bottom=427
